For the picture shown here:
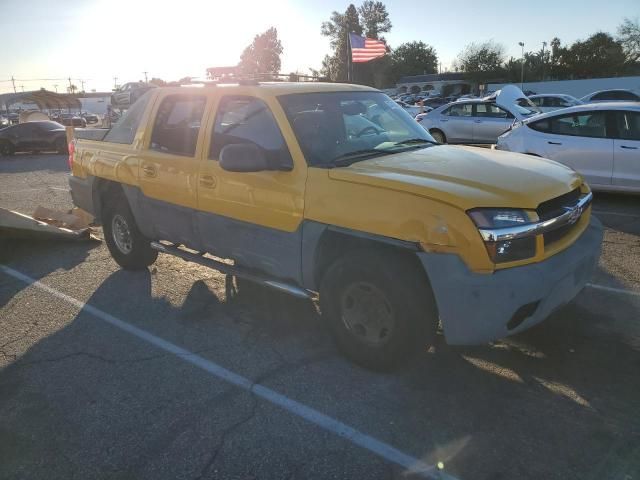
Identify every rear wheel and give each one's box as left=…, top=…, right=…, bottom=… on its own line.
left=55, top=137, right=68, bottom=154
left=320, top=250, right=438, bottom=371
left=430, top=129, right=446, bottom=144
left=0, top=141, right=15, bottom=156
left=102, top=194, right=158, bottom=270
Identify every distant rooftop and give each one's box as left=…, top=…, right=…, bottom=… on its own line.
left=397, top=72, right=467, bottom=84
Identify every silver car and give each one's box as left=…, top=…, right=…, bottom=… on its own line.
left=417, top=100, right=538, bottom=144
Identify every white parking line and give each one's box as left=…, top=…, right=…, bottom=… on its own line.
left=586, top=283, right=640, bottom=298
left=592, top=210, right=640, bottom=219
left=0, top=265, right=455, bottom=480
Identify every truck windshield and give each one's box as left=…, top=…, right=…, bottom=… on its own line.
left=278, top=91, right=437, bottom=167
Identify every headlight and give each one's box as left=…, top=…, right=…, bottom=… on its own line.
left=468, top=208, right=536, bottom=263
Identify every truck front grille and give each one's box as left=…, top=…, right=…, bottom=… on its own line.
left=537, top=188, right=585, bottom=249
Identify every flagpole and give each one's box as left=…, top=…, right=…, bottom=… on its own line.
left=347, top=30, right=352, bottom=83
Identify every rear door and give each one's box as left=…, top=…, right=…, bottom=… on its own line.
left=473, top=103, right=514, bottom=143
left=540, top=110, right=614, bottom=187
left=440, top=102, right=474, bottom=143
left=138, top=92, right=208, bottom=246
left=612, top=110, right=640, bottom=189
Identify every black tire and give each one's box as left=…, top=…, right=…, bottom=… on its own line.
left=430, top=129, right=446, bottom=144
left=0, top=141, right=15, bottom=156
left=319, top=249, right=438, bottom=371
left=55, top=137, right=68, bottom=154
left=102, top=194, right=158, bottom=270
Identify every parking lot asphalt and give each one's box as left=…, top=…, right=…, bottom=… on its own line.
left=1, top=153, right=639, bottom=480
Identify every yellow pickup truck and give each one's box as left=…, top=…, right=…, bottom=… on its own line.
left=68, top=82, right=602, bottom=370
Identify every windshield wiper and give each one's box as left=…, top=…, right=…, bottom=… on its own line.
left=391, top=138, right=438, bottom=147
left=329, top=149, right=392, bottom=167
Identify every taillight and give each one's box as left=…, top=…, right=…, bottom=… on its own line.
left=68, top=140, right=75, bottom=170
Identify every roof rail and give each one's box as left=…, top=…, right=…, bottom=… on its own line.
left=183, top=71, right=323, bottom=87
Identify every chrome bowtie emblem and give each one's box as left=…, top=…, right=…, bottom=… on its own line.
left=565, top=205, right=583, bottom=225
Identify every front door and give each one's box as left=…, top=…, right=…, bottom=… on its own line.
left=613, top=110, right=640, bottom=189
left=138, top=92, right=208, bottom=247
left=544, top=110, right=614, bottom=188
left=197, top=95, right=307, bottom=282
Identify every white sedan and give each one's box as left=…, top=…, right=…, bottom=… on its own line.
left=496, top=102, right=640, bottom=193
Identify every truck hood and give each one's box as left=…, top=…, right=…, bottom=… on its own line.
left=327, top=145, right=583, bottom=211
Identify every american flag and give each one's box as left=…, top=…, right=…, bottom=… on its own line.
left=349, top=33, right=387, bottom=63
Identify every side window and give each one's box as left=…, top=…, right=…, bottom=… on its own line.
left=616, top=91, right=640, bottom=101
left=592, top=91, right=614, bottom=101
left=615, top=111, right=640, bottom=140
left=530, top=97, right=543, bottom=107
left=150, top=94, right=206, bottom=156
left=444, top=103, right=472, bottom=117
left=210, top=96, right=292, bottom=166
left=550, top=111, right=608, bottom=138
left=528, top=119, right=551, bottom=133
left=487, top=104, right=512, bottom=119
left=104, top=90, right=153, bottom=144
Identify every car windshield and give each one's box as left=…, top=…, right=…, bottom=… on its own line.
left=278, top=91, right=436, bottom=167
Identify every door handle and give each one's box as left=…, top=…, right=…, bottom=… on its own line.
left=547, top=141, right=562, bottom=145
left=142, top=164, right=157, bottom=178
left=440, top=118, right=448, bottom=122
left=620, top=145, right=638, bottom=150
left=199, top=174, right=216, bottom=188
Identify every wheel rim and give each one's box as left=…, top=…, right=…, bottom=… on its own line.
left=340, top=282, right=395, bottom=347
left=111, top=214, right=133, bottom=254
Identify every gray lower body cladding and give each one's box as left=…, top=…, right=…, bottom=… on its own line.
left=419, top=216, right=603, bottom=345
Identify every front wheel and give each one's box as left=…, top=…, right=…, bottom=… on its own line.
left=320, top=250, right=438, bottom=371
left=0, top=141, right=15, bottom=156
left=102, top=195, right=158, bottom=270
left=430, top=129, right=446, bottom=144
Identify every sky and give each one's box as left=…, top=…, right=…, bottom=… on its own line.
left=0, top=0, right=638, bottom=94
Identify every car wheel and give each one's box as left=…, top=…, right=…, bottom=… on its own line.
left=319, top=250, right=438, bottom=371
left=0, top=141, right=15, bottom=156
left=55, top=138, right=68, bottom=154
left=430, top=129, right=446, bottom=144
left=102, top=195, right=158, bottom=270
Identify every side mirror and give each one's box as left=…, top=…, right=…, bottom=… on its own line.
left=219, top=143, right=291, bottom=173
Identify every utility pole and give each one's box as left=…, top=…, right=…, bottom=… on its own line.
left=80, top=79, right=86, bottom=92
left=53, top=84, right=58, bottom=93
left=143, top=71, right=148, bottom=83
left=11, top=75, right=16, bottom=93
left=518, top=42, right=525, bottom=90
left=541, top=41, right=547, bottom=82
left=68, top=76, right=73, bottom=94
left=113, top=76, right=118, bottom=90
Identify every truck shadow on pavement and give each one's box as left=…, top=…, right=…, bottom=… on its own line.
left=1, top=244, right=639, bottom=479
left=0, top=154, right=70, bottom=175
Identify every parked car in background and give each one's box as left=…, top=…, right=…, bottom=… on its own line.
left=0, top=120, right=68, bottom=155
left=83, top=113, right=100, bottom=125
left=395, top=100, right=432, bottom=116
left=528, top=94, right=583, bottom=112
left=111, top=82, right=156, bottom=109
left=496, top=103, right=640, bottom=193
left=580, top=89, right=640, bottom=103
left=55, top=113, right=87, bottom=128
left=418, top=94, right=540, bottom=144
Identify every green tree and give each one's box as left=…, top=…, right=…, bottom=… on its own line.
left=358, top=1, right=391, bottom=39
left=388, top=41, right=438, bottom=83
left=562, top=32, right=626, bottom=78
left=618, top=17, right=640, bottom=62
left=454, top=41, right=506, bottom=83
left=239, top=27, right=283, bottom=74
left=321, top=4, right=362, bottom=81
left=149, top=77, right=166, bottom=87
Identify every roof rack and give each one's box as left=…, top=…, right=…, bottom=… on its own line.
left=180, top=71, right=322, bottom=88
